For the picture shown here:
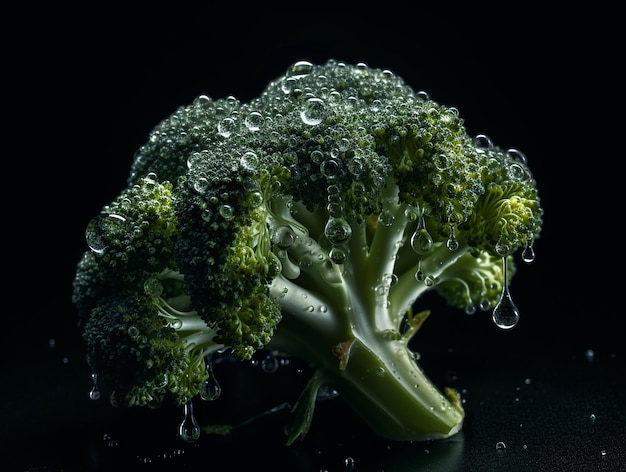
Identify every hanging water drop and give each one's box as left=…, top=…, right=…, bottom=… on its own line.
left=89, top=372, right=101, bottom=400
left=492, top=256, right=520, bottom=330
left=446, top=225, right=459, bottom=251
left=200, top=356, right=221, bottom=401
left=415, top=260, right=424, bottom=281
left=522, top=242, right=535, bottom=263
left=178, top=399, right=201, bottom=443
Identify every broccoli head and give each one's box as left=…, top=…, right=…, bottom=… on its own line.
left=73, top=59, right=543, bottom=444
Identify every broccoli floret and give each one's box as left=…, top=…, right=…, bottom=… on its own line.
left=73, top=59, right=543, bottom=444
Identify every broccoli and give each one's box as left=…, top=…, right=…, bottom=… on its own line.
left=73, top=59, right=543, bottom=445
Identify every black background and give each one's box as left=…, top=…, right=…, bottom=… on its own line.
left=4, top=5, right=624, bottom=471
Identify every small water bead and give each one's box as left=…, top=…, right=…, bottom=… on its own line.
left=446, top=226, right=459, bottom=251
left=329, top=246, right=347, bottom=265
left=85, top=214, right=126, bottom=254
left=178, top=399, right=201, bottom=443
left=320, top=159, right=340, bottom=178
left=287, top=60, right=314, bottom=78
left=324, top=217, right=352, bottom=245
left=434, top=153, right=452, bottom=171
left=217, top=117, right=237, bottom=137
left=219, top=205, right=234, bottom=220
left=261, top=352, right=279, bottom=373
left=327, top=202, right=343, bottom=218
left=474, top=134, right=493, bottom=149
left=301, top=97, right=327, bottom=126
left=495, top=441, right=506, bottom=451
left=508, top=162, right=528, bottom=181
left=240, top=151, right=259, bottom=169
left=193, top=175, right=210, bottom=193
left=244, top=111, right=264, bottom=131
left=415, top=260, right=425, bottom=281
left=271, top=225, right=296, bottom=249
left=378, top=209, right=394, bottom=227
left=310, top=149, right=324, bottom=163
left=507, top=148, right=528, bottom=165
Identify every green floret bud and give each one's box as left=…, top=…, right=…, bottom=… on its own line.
left=434, top=251, right=509, bottom=314
left=73, top=175, right=180, bottom=318
left=174, top=148, right=283, bottom=360
left=83, top=293, right=210, bottom=407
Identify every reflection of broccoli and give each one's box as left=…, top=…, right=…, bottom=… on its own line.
left=73, top=59, right=543, bottom=445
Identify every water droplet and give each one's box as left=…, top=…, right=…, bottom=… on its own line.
left=324, top=218, right=352, bottom=245
left=320, top=159, right=340, bottom=178
left=287, top=60, right=313, bottom=78
left=217, top=117, right=236, bottom=137
left=261, top=352, right=279, bottom=373
left=446, top=225, right=459, bottom=251
left=492, top=256, right=520, bottom=330
left=495, top=441, right=506, bottom=451
left=271, top=225, right=296, bottom=249
left=345, top=456, right=355, bottom=471
left=411, top=228, right=433, bottom=254
left=521, top=243, right=535, bottom=263
left=244, top=112, right=264, bottom=131
left=85, top=214, right=126, bottom=254
left=589, top=413, right=596, bottom=424
left=379, top=209, right=395, bottom=227
left=474, top=134, right=493, bottom=149
left=329, top=246, right=347, bottom=265
left=89, top=372, right=101, bottom=400
left=200, top=357, right=221, bottom=401
left=219, top=205, right=234, bottom=220
left=178, top=399, right=201, bottom=443
left=301, top=97, right=327, bottom=125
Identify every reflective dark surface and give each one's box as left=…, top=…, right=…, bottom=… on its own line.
left=3, top=319, right=625, bottom=471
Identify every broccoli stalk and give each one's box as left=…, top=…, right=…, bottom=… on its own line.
left=73, top=59, right=543, bottom=445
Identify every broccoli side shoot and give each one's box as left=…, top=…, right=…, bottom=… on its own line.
left=73, top=59, right=543, bottom=445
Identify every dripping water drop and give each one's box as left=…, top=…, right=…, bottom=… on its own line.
left=492, top=256, right=520, bottom=330
left=178, top=399, right=201, bottom=443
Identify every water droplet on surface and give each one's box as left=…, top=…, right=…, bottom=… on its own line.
left=495, top=441, right=506, bottom=450
left=261, top=352, right=279, bottom=373
left=301, top=97, right=326, bottom=125
left=85, top=214, right=126, bottom=254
